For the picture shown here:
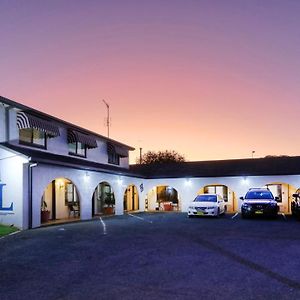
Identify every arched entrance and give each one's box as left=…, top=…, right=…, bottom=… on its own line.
left=198, top=184, right=237, bottom=213
left=124, top=185, right=139, bottom=212
left=146, top=185, right=180, bottom=211
left=92, top=182, right=115, bottom=215
left=264, top=182, right=296, bottom=214
left=41, top=178, right=80, bottom=224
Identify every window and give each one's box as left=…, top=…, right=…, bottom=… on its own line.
left=65, top=183, right=78, bottom=205
left=108, top=152, right=120, bottom=165
left=69, top=142, right=86, bottom=157
left=19, top=128, right=46, bottom=148
left=245, top=190, right=274, bottom=200
left=194, top=195, right=217, bottom=202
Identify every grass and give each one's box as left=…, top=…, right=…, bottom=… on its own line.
left=0, top=224, right=19, bottom=237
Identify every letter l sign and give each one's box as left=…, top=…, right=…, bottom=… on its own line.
left=0, top=183, right=13, bottom=211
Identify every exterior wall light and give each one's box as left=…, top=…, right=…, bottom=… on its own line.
left=185, top=179, right=192, bottom=186
left=56, top=179, right=65, bottom=189
left=84, top=171, right=89, bottom=182
left=241, top=177, right=248, bottom=185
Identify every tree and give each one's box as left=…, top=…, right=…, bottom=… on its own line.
left=138, top=150, right=185, bottom=165
left=264, top=155, right=290, bottom=158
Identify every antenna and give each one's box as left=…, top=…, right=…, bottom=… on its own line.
left=102, top=99, right=110, bottom=138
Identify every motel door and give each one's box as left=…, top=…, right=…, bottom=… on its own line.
left=266, top=184, right=282, bottom=203
left=204, top=185, right=228, bottom=202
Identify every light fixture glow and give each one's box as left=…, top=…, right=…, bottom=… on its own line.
left=241, top=177, right=249, bottom=185
left=185, top=179, right=192, bottom=186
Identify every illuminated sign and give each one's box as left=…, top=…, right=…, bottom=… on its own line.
left=0, top=183, right=13, bottom=211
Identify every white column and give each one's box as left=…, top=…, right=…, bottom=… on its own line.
left=114, top=184, right=124, bottom=215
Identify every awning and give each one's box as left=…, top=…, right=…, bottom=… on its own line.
left=17, top=112, right=60, bottom=138
left=107, top=142, right=128, bottom=157
left=67, top=129, right=98, bottom=149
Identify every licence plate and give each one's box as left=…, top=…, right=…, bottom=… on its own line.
left=197, top=211, right=204, bottom=215
left=255, top=211, right=263, bottom=214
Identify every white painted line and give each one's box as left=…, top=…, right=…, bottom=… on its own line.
left=127, top=213, right=153, bottom=224
left=99, top=217, right=107, bottom=235
left=281, top=213, right=287, bottom=221
left=231, top=212, right=239, bottom=219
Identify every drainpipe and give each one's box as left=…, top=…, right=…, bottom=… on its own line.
left=28, top=162, right=38, bottom=229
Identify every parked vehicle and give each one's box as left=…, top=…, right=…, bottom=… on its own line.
left=188, top=194, right=226, bottom=217
left=240, top=188, right=279, bottom=218
left=291, top=193, right=300, bottom=220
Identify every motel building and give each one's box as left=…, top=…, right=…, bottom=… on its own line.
left=1, top=95, right=300, bottom=229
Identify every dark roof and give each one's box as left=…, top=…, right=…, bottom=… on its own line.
left=1, top=143, right=141, bottom=178
left=129, top=156, right=300, bottom=178
left=0, top=95, right=134, bottom=150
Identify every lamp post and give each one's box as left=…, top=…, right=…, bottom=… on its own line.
left=139, top=147, right=142, bottom=164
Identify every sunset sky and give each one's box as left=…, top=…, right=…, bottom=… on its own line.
left=1, top=0, right=300, bottom=163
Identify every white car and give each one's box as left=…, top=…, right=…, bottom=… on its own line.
left=188, top=194, right=226, bottom=217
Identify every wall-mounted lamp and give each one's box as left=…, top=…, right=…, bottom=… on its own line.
left=117, top=177, right=123, bottom=186
left=241, top=177, right=249, bottom=185
left=56, top=179, right=65, bottom=189
left=84, top=171, right=90, bottom=181
left=185, top=179, right=192, bottom=186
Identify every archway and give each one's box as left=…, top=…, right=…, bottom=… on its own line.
left=146, top=185, right=180, bottom=212
left=41, top=178, right=80, bottom=223
left=264, top=182, right=296, bottom=214
left=124, top=185, right=139, bottom=212
left=198, top=184, right=237, bottom=213
left=92, top=182, right=115, bottom=215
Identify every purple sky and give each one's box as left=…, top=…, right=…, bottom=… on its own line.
left=1, top=0, right=300, bottom=162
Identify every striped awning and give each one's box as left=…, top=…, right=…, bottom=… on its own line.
left=67, top=129, right=98, bottom=149
left=107, top=142, right=128, bottom=157
left=17, top=112, right=60, bottom=138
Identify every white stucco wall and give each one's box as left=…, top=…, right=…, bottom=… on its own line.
left=0, top=99, right=131, bottom=169
left=30, top=163, right=145, bottom=228
left=0, top=147, right=28, bottom=229
left=141, top=175, right=300, bottom=214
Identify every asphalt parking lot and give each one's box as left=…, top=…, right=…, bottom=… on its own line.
left=1, top=212, right=300, bottom=300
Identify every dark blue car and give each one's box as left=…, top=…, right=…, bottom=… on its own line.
left=240, top=188, right=279, bottom=218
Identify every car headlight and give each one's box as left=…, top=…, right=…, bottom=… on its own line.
left=188, top=206, right=194, bottom=209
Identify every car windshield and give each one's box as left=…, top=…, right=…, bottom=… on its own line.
left=245, top=190, right=274, bottom=200
left=194, top=195, right=217, bottom=202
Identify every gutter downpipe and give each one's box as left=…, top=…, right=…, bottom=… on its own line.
left=28, top=161, right=38, bottom=229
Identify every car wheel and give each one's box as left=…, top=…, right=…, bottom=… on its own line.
left=241, top=212, right=247, bottom=219
left=216, top=208, right=220, bottom=218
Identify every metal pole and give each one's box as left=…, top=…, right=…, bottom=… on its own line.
left=139, top=147, right=142, bottom=164
left=102, top=99, right=110, bottom=138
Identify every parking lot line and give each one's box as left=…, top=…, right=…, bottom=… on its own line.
left=231, top=212, right=239, bottom=219
left=99, top=217, right=107, bottom=235
left=127, top=213, right=153, bottom=224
